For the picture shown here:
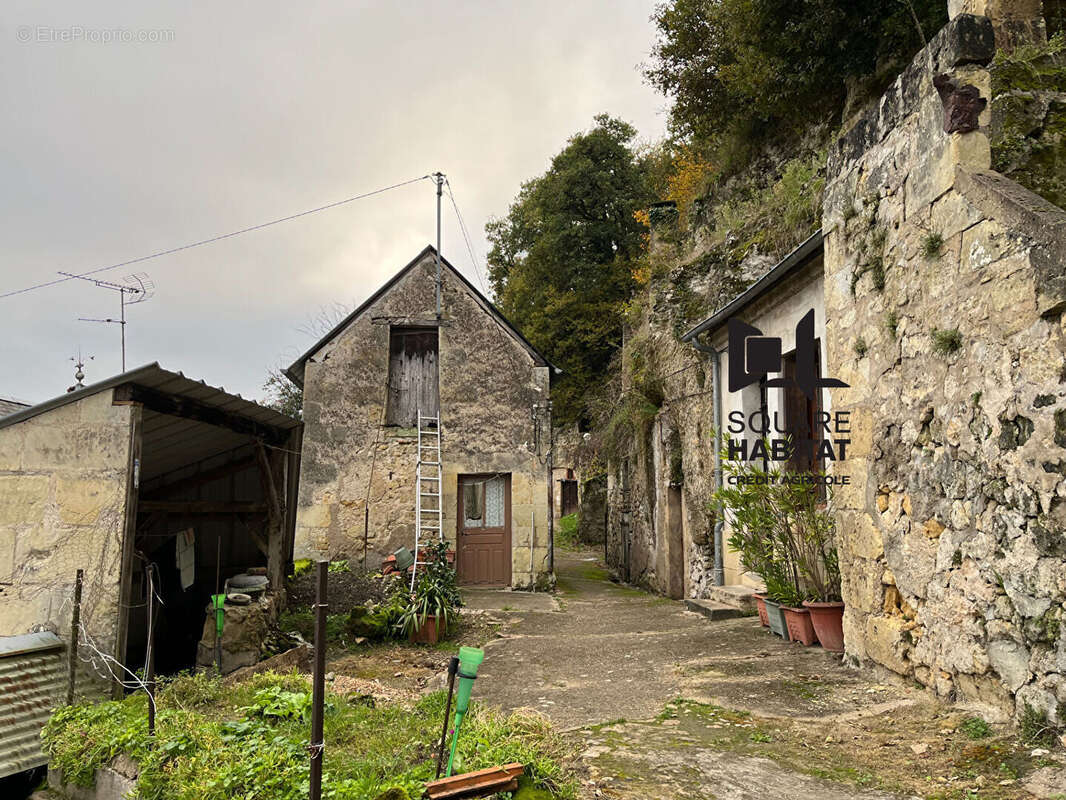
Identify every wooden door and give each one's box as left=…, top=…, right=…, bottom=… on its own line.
left=456, top=474, right=511, bottom=586
left=560, top=480, right=578, bottom=517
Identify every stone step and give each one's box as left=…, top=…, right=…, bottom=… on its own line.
left=707, top=584, right=759, bottom=613
left=684, top=599, right=744, bottom=621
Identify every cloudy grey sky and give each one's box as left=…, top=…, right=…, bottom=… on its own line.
left=1, top=1, right=667, bottom=405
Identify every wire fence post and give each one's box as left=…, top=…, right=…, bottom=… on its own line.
left=309, top=560, right=328, bottom=800
left=66, top=569, right=83, bottom=705
left=146, top=563, right=157, bottom=740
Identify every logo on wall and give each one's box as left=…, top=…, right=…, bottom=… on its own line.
left=723, top=308, right=851, bottom=483
left=728, top=309, right=848, bottom=398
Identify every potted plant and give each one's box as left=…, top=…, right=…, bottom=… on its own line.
left=396, top=541, right=462, bottom=645
left=712, top=447, right=842, bottom=647
left=797, top=502, right=844, bottom=652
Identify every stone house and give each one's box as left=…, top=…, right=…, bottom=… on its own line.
left=0, top=364, right=301, bottom=694
left=680, top=232, right=830, bottom=594
left=286, top=246, right=556, bottom=588
left=608, top=2, right=1066, bottom=723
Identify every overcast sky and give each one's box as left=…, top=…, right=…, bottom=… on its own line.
left=1, top=1, right=667, bottom=405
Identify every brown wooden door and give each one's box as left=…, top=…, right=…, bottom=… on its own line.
left=456, top=474, right=511, bottom=586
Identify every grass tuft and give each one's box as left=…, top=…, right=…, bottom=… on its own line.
left=931, top=327, right=963, bottom=356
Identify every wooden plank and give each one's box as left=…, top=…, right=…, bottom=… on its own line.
left=140, top=455, right=256, bottom=499
left=424, top=763, right=524, bottom=799
left=113, top=402, right=143, bottom=700
left=137, top=500, right=267, bottom=514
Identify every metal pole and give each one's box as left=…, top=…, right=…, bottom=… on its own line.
left=146, top=564, right=156, bottom=739
left=434, top=657, right=459, bottom=779
left=434, top=172, right=443, bottom=320
left=120, top=290, right=126, bottom=372
left=309, top=561, right=328, bottom=800
left=546, top=400, right=554, bottom=575
left=215, top=536, right=223, bottom=674
left=66, top=569, right=83, bottom=705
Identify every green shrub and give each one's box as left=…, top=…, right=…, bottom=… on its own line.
left=43, top=672, right=577, bottom=800
left=854, top=337, right=868, bottom=358
left=959, top=716, right=992, bottom=739
left=556, top=513, right=580, bottom=551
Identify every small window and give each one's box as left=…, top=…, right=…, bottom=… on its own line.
left=386, top=327, right=439, bottom=427
left=463, top=476, right=505, bottom=529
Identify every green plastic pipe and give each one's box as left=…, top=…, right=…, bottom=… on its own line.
left=445, top=647, right=484, bottom=777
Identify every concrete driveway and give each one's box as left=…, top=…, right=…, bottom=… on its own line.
left=461, top=550, right=934, bottom=799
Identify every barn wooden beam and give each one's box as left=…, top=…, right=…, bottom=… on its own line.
left=115, top=384, right=289, bottom=444
left=141, top=455, right=257, bottom=499
left=256, top=442, right=287, bottom=593
left=137, top=500, right=267, bottom=514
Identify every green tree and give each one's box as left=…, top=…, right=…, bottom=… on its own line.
left=486, top=115, right=654, bottom=424
left=645, top=0, right=947, bottom=147
left=262, top=368, right=302, bottom=419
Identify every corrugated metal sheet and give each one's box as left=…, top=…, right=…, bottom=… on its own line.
left=0, top=362, right=300, bottom=434
left=0, top=632, right=65, bottom=780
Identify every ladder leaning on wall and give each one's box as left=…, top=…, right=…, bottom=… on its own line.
left=411, top=410, right=444, bottom=591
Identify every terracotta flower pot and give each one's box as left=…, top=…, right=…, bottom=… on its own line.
left=762, top=598, right=790, bottom=640
left=753, top=593, right=770, bottom=628
left=782, top=606, right=818, bottom=646
left=409, top=614, right=443, bottom=644
left=803, top=600, right=845, bottom=652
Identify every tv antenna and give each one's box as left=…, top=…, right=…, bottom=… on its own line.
left=68, top=350, right=94, bottom=393
left=62, top=272, right=155, bottom=371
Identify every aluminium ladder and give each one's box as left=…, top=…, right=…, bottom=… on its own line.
left=411, top=410, right=443, bottom=590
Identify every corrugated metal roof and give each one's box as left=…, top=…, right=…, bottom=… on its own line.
left=0, top=363, right=300, bottom=434
left=0, top=632, right=64, bottom=780
left=0, top=398, right=30, bottom=417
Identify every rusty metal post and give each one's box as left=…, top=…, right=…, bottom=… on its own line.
left=146, top=564, right=157, bottom=739
left=309, top=560, right=328, bottom=800
left=66, top=569, right=83, bottom=705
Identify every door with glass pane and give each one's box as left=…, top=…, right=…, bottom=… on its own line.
left=456, top=474, right=511, bottom=586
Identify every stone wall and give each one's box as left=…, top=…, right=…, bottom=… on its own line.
left=604, top=291, right=719, bottom=600
left=0, top=390, right=134, bottom=687
left=294, top=251, right=552, bottom=588
left=823, top=12, right=1066, bottom=722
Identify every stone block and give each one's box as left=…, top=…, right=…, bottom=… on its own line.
left=865, top=615, right=914, bottom=674
left=0, top=475, right=49, bottom=525
left=55, top=478, right=119, bottom=525
left=298, top=502, right=333, bottom=530
left=840, top=510, right=885, bottom=560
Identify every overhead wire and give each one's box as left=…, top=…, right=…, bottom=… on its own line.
left=1, top=174, right=432, bottom=300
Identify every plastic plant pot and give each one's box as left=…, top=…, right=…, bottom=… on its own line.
left=753, top=593, right=770, bottom=628
left=782, top=606, right=818, bottom=646
left=803, top=600, right=845, bottom=652
left=762, top=598, right=790, bottom=640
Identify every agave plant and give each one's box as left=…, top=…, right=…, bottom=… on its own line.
left=395, top=540, right=462, bottom=637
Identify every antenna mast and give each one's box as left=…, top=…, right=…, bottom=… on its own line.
left=63, top=272, right=154, bottom=371
left=432, top=172, right=444, bottom=319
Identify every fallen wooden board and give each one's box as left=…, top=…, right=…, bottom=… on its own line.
left=424, top=763, right=524, bottom=799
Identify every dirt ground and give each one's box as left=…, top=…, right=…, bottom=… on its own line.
left=315, top=549, right=1066, bottom=799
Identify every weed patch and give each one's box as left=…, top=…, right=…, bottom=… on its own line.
left=44, top=671, right=576, bottom=800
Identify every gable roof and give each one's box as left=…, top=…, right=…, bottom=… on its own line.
left=680, top=229, right=824, bottom=343
left=285, top=245, right=555, bottom=386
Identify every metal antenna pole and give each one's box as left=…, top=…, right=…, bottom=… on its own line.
left=63, top=271, right=153, bottom=372
left=433, top=172, right=444, bottom=319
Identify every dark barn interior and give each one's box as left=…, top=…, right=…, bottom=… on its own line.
left=112, top=368, right=301, bottom=677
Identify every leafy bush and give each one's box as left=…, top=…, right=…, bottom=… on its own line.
left=710, top=450, right=840, bottom=605
left=931, top=328, right=963, bottom=356
left=396, top=540, right=462, bottom=639
left=556, top=513, right=580, bottom=551
left=960, top=716, right=992, bottom=739
left=44, top=671, right=576, bottom=800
